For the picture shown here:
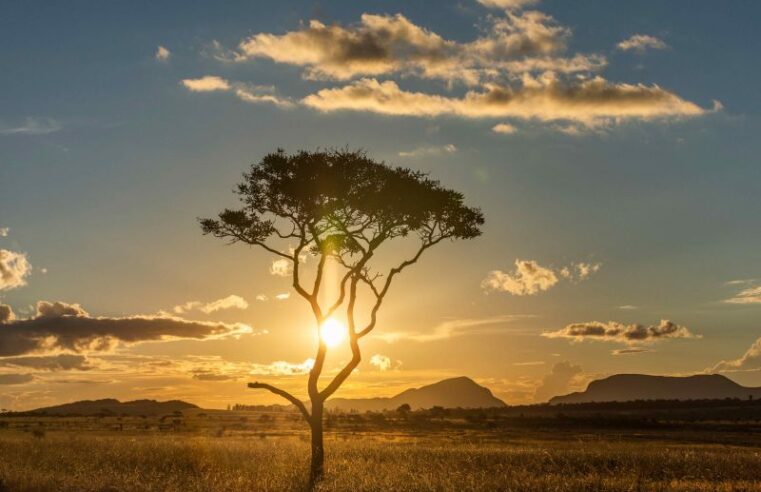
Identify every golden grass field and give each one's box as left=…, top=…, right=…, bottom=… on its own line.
left=2, top=410, right=761, bottom=491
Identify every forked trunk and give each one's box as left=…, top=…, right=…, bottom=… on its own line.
left=309, top=400, right=325, bottom=485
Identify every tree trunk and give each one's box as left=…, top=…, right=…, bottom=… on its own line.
left=309, top=400, right=324, bottom=485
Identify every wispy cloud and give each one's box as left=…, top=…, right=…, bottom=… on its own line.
left=617, top=34, right=668, bottom=53
left=377, top=314, right=529, bottom=342
left=181, top=76, right=294, bottom=107
left=0, top=117, right=62, bottom=136
left=711, top=337, right=761, bottom=372
left=723, top=285, right=761, bottom=305
left=250, top=358, right=314, bottom=376
left=173, top=294, right=249, bottom=315
left=0, top=228, right=9, bottom=237
left=477, top=0, right=540, bottom=10
left=398, top=144, right=457, bottom=157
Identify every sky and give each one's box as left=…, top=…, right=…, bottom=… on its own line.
left=1, top=0, right=760, bottom=410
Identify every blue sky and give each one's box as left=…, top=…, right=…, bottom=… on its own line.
left=0, top=0, right=760, bottom=409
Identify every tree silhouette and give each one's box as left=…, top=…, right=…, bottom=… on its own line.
left=201, top=149, right=484, bottom=482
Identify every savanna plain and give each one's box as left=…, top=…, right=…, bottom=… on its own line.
left=2, top=405, right=761, bottom=492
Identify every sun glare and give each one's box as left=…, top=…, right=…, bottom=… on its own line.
left=320, top=318, right=346, bottom=348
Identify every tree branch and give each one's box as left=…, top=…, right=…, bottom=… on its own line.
left=247, top=382, right=311, bottom=421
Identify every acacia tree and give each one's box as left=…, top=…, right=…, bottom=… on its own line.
left=200, top=149, right=483, bottom=482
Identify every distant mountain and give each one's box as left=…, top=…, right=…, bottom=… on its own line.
left=326, top=376, right=506, bottom=412
left=550, top=374, right=761, bottom=404
left=22, top=399, right=198, bottom=416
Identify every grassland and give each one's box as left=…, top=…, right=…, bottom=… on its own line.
left=2, top=409, right=761, bottom=491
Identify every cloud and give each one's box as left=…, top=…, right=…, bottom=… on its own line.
left=492, top=122, right=517, bottom=134
left=302, top=75, right=707, bottom=127
left=0, top=117, right=62, bottom=136
left=0, top=227, right=8, bottom=237
left=0, top=249, right=32, bottom=291
left=533, top=361, right=583, bottom=402
left=0, top=300, right=254, bottom=357
left=249, top=358, right=314, bottom=376
left=398, top=143, right=457, bottom=157
left=477, top=0, right=540, bottom=10
left=484, top=259, right=601, bottom=295
left=192, top=371, right=239, bottom=381
left=377, top=314, right=526, bottom=342
left=255, top=294, right=269, bottom=301
left=512, top=360, right=545, bottom=366
left=612, top=347, right=653, bottom=355
left=482, top=259, right=558, bottom=295
left=723, top=286, right=761, bottom=305
left=173, top=294, right=249, bottom=315
left=0, top=374, right=34, bottom=385
left=181, top=75, right=231, bottom=92
left=269, top=258, right=292, bottom=277
left=230, top=10, right=598, bottom=86
left=0, top=354, right=92, bottom=371
left=617, top=34, right=667, bottom=53
left=181, top=77, right=295, bottom=108
left=236, top=15, right=462, bottom=82
left=275, top=292, right=291, bottom=300
left=711, top=337, right=761, bottom=372
left=186, top=6, right=712, bottom=133
left=155, top=45, right=171, bottom=61
left=618, top=305, right=638, bottom=310
left=0, top=304, right=15, bottom=323
left=542, top=319, right=699, bottom=345
left=370, top=354, right=392, bottom=371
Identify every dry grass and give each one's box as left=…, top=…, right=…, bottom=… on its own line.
left=1, top=431, right=761, bottom=491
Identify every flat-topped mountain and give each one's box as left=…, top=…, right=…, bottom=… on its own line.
left=326, top=376, right=506, bottom=412
left=551, top=374, right=761, bottom=404
left=19, top=399, right=198, bottom=416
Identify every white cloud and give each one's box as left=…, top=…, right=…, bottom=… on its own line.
left=370, top=354, right=392, bottom=371
left=482, top=259, right=558, bottom=295
left=711, top=337, right=761, bottom=372
left=0, top=249, right=32, bottom=291
left=484, top=259, right=601, bottom=295
left=255, top=294, right=269, bottom=302
left=302, top=76, right=707, bottom=128
left=0, top=228, right=8, bottom=237
left=0, top=117, right=62, bottom=136
left=181, top=76, right=231, bottom=92
left=250, top=358, right=314, bottom=376
left=492, top=122, right=517, bottom=134
left=275, top=292, right=291, bottom=300
left=477, top=0, right=540, bottom=10
left=398, top=143, right=457, bottom=157
left=155, top=45, right=171, bottom=61
left=186, top=6, right=712, bottom=133
left=617, top=34, right=667, bottom=53
left=618, top=305, right=638, bottom=310
left=723, top=285, right=761, bottom=305
left=173, top=294, right=249, bottom=315
left=542, top=319, right=699, bottom=345
left=269, top=258, right=292, bottom=277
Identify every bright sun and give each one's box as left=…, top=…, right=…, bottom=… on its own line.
left=320, top=318, right=346, bottom=348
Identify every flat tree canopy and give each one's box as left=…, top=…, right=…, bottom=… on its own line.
left=200, top=148, right=484, bottom=482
